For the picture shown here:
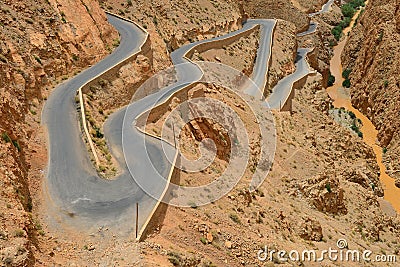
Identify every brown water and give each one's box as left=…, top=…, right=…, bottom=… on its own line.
left=327, top=6, right=400, bottom=213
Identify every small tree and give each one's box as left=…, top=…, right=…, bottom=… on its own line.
left=341, top=4, right=355, bottom=18
left=342, top=79, right=351, bottom=88
left=328, top=72, right=336, bottom=86
left=342, top=68, right=352, bottom=79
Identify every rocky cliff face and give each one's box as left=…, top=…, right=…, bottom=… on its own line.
left=342, top=0, right=400, bottom=178
left=241, top=0, right=310, bottom=32
left=0, top=0, right=117, bottom=264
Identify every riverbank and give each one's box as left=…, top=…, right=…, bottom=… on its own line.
left=327, top=3, right=400, bottom=214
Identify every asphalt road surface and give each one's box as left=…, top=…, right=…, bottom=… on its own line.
left=43, top=9, right=316, bottom=235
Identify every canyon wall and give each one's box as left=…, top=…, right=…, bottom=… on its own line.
left=342, top=0, right=400, bottom=178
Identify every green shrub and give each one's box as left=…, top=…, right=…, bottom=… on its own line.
left=348, top=111, right=356, bottom=119
left=25, top=18, right=34, bottom=24
left=34, top=55, right=42, bottom=65
left=113, top=38, right=120, bottom=47
left=325, top=183, right=332, bottom=193
left=2, top=132, right=11, bottom=143
left=12, top=140, right=20, bottom=152
left=167, top=252, right=182, bottom=266
left=350, top=122, right=363, bottom=138
left=339, top=17, right=351, bottom=28
left=342, top=68, right=352, bottom=79
left=332, top=0, right=365, bottom=40
left=188, top=201, right=197, bottom=209
left=349, top=0, right=365, bottom=9
left=342, top=79, right=351, bottom=88
left=332, top=26, right=342, bottom=41
left=95, top=128, right=104, bottom=138
left=378, top=31, right=384, bottom=42
left=0, top=54, right=7, bottom=63
left=384, top=80, right=389, bottom=88
left=327, top=72, right=335, bottom=86
left=341, top=4, right=355, bottom=18
left=14, top=229, right=25, bottom=237
left=60, top=11, right=66, bottom=23
left=229, top=213, right=241, bottom=224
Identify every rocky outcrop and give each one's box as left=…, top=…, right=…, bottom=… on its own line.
left=240, top=0, right=310, bottom=32
left=340, top=164, right=384, bottom=196
left=298, top=218, right=323, bottom=241
left=295, top=171, right=348, bottom=215
left=342, top=0, right=400, bottom=178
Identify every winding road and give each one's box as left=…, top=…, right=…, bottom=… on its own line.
left=43, top=1, right=323, bottom=237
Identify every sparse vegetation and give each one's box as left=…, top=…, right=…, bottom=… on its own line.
left=342, top=78, right=351, bottom=88
left=350, top=121, right=363, bottom=138
left=341, top=68, right=352, bottom=88
left=378, top=31, right=384, bottom=42
left=113, top=38, right=120, bottom=48
left=188, top=201, right=198, bottom=209
left=325, top=183, right=332, bottom=193
left=332, top=0, right=365, bottom=40
left=2, top=132, right=11, bottom=143
left=384, top=79, right=389, bottom=88
left=200, top=237, right=207, bottom=244
left=25, top=18, right=34, bottom=24
left=342, top=68, right=352, bottom=79
left=0, top=54, right=7, bottom=63
left=14, top=229, right=25, bottom=237
left=60, top=11, right=66, bottom=23
left=167, top=251, right=183, bottom=266
left=34, top=55, right=42, bottom=65
left=327, top=72, right=335, bottom=86
left=229, top=213, right=241, bottom=224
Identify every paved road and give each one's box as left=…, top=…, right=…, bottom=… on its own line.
left=268, top=0, right=334, bottom=109
left=309, top=0, right=335, bottom=17
left=43, top=14, right=277, bottom=235
left=297, top=21, right=318, bottom=37
left=43, top=1, right=326, bottom=234
left=42, top=14, right=156, bottom=233
left=267, top=48, right=313, bottom=109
